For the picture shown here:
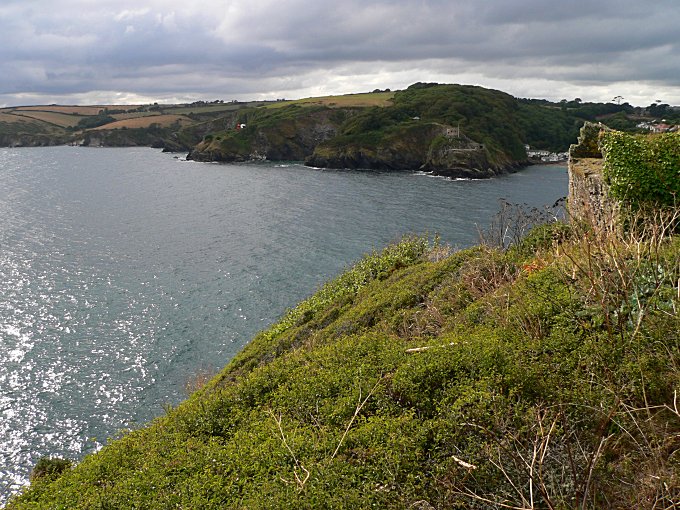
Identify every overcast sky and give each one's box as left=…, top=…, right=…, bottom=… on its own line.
left=1, top=0, right=678, bottom=107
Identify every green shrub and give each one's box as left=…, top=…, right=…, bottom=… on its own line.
left=29, top=457, right=72, bottom=482
left=600, top=130, right=680, bottom=207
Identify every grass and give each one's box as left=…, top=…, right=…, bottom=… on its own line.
left=14, top=105, right=105, bottom=115
left=264, top=91, right=395, bottom=109
left=91, top=114, right=192, bottom=130
left=8, top=110, right=84, bottom=128
left=110, top=111, right=162, bottom=121
left=8, top=202, right=680, bottom=509
left=164, top=103, right=255, bottom=115
left=0, top=112, right=34, bottom=124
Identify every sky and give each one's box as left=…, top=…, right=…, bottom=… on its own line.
left=1, top=0, right=679, bottom=107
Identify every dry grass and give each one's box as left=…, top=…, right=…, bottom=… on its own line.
left=110, top=111, right=162, bottom=121
left=266, top=92, right=395, bottom=109
left=569, top=158, right=603, bottom=178
left=15, top=105, right=105, bottom=115
left=0, top=112, right=33, bottom=124
left=558, top=205, right=680, bottom=343
left=9, top=111, right=82, bottom=127
left=92, top=114, right=192, bottom=130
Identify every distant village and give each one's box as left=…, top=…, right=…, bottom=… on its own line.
left=635, top=120, right=680, bottom=133
left=524, top=117, right=679, bottom=164
left=525, top=145, right=569, bottom=163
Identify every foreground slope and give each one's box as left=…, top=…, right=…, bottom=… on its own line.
left=10, top=211, right=680, bottom=507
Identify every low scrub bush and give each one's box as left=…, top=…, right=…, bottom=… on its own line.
left=29, top=457, right=72, bottom=482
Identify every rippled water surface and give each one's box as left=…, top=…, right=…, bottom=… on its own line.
left=0, top=147, right=567, bottom=501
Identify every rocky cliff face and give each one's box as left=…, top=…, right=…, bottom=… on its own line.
left=306, top=123, right=526, bottom=178
left=0, top=133, right=68, bottom=147
left=420, top=132, right=522, bottom=178
left=305, top=123, right=442, bottom=170
left=186, top=108, right=351, bottom=162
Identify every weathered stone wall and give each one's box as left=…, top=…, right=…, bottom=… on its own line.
left=567, top=123, right=618, bottom=226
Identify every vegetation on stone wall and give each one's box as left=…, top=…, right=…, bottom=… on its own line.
left=600, top=131, right=680, bottom=207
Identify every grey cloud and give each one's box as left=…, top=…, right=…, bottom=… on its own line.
left=0, top=0, right=679, bottom=106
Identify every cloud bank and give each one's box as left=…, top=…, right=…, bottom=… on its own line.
left=1, top=0, right=678, bottom=106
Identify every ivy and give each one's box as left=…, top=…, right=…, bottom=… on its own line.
left=600, top=131, right=680, bottom=207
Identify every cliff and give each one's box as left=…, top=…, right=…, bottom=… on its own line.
left=187, top=106, right=353, bottom=162
left=421, top=130, right=521, bottom=178
left=0, top=133, right=68, bottom=147
left=305, top=123, right=524, bottom=178
left=305, top=122, right=446, bottom=171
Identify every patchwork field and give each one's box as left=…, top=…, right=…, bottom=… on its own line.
left=0, top=112, right=33, bottom=124
left=265, top=91, right=395, bottom=109
left=9, top=110, right=83, bottom=128
left=14, top=105, right=106, bottom=116
left=92, top=114, right=192, bottom=130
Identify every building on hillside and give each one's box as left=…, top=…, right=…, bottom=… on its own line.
left=652, top=123, right=673, bottom=133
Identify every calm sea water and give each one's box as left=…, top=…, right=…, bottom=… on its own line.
left=0, top=146, right=567, bottom=501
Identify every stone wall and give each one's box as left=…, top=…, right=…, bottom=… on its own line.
left=567, top=123, right=618, bottom=226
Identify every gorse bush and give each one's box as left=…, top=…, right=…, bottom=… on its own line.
left=29, top=457, right=72, bottom=482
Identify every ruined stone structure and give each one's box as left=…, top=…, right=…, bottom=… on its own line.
left=567, top=123, right=618, bottom=226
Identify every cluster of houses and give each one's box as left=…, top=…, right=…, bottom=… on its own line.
left=524, top=145, right=568, bottom=163
left=635, top=121, right=679, bottom=133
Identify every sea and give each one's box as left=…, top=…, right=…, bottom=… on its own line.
left=0, top=146, right=567, bottom=502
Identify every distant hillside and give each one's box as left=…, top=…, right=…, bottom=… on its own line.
left=0, top=101, right=268, bottom=149
left=188, top=83, right=659, bottom=177
left=1, top=84, right=663, bottom=176
left=306, top=83, right=534, bottom=176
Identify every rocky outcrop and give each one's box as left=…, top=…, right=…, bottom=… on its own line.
left=305, top=123, right=442, bottom=170
left=76, top=130, right=163, bottom=148
left=420, top=132, right=525, bottom=178
left=306, top=123, right=527, bottom=178
left=0, top=133, right=68, bottom=147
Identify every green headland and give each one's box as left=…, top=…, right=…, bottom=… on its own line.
left=3, top=83, right=676, bottom=178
